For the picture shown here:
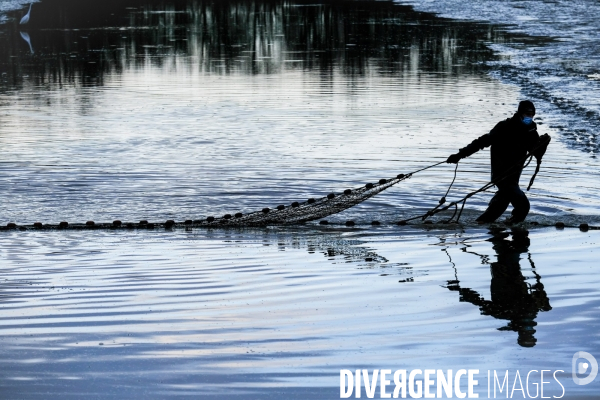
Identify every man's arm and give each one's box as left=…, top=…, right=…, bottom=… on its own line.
left=446, top=127, right=498, bottom=164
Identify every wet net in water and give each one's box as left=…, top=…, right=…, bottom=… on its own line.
left=199, top=174, right=410, bottom=227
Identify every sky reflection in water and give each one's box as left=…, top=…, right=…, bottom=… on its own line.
left=1, top=226, right=599, bottom=398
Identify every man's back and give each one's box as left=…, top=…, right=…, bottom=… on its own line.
left=488, top=115, right=540, bottom=183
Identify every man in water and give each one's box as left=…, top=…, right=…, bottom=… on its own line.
left=446, top=100, right=549, bottom=224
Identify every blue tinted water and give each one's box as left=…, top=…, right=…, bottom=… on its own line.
left=1, top=1, right=599, bottom=398
left=1, top=227, right=599, bottom=398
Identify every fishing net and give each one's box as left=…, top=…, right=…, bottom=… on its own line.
left=198, top=173, right=410, bottom=227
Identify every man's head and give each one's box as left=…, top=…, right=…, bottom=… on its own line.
left=517, top=100, right=535, bottom=125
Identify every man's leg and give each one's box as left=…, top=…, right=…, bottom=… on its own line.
left=476, top=185, right=511, bottom=223
left=507, top=184, right=530, bottom=223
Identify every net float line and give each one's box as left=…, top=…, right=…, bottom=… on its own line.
left=1, top=219, right=597, bottom=232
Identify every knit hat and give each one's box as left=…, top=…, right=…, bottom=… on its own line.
left=518, top=100, right=536, bottom=115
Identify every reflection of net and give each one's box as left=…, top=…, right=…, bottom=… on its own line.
left=199, top=175, right=407, bottom=227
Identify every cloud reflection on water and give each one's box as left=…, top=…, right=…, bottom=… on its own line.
left=0, top=226, right=595, bottom=398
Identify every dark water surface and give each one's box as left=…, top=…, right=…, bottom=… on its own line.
left=1, top=0, right=599, bottom=398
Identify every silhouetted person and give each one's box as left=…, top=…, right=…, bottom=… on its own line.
left=446, top=229, right=551, bottom=347
left=447, top=101, right=550, bottom=224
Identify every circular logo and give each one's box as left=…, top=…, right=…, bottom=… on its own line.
left=572, top=351, right=598, bottom=385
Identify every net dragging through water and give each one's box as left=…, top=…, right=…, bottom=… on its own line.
left=7, top=140, right=590, bottom=231
left=202, top=172, right=413, bottom=227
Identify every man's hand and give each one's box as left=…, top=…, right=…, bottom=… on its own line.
left=446, top=153, right=461, bottom=164
left=534, top=134, right=551, bottom=162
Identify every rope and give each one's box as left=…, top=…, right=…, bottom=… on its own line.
left=409, top=160, right=447, bottom=175
left=418, top=162, right=459, bottom=221
left=444, top=162, right=460, bottom=200
left=526, top=159, right=541, bottom=191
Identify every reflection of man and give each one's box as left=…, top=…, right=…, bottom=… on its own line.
left=446, top=229, right=551, bottom=347
left=446, top=101, right=550, bottom=224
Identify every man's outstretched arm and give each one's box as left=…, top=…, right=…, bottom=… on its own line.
left=446, top=132, right=494, bottom=164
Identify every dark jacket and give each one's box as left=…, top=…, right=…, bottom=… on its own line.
left=458, top=114, right=542, bottom=184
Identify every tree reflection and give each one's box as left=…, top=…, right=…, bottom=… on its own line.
left=445, top=229, right=552, bottom=347
left=1, top=0, right=507, bottom=90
